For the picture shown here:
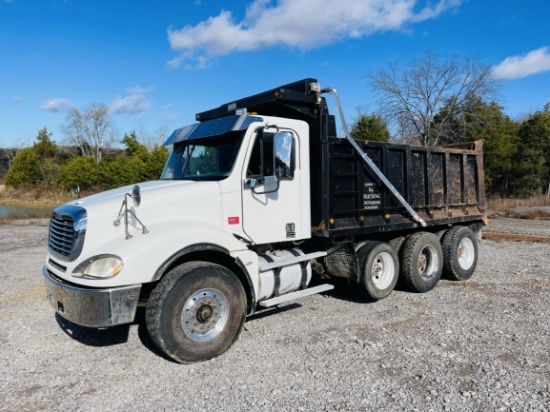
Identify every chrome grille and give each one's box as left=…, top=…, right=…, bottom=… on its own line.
left=49, top=214, right=75, bottom=258
left=48, top=205, right=87, bottom=261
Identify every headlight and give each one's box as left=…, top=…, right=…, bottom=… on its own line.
left=73, top=255, right=123, bottom=279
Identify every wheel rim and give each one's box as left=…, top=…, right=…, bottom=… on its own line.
left=457, top=237, right=475, bottom=270
left=181, top=288, right=229, bottom=342
left=371, top=252, right=396, bottom=289
left=417, top=245, right=439, bottom=279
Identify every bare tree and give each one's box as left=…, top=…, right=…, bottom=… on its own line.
left=367, top=51, right=497, bottom=146
left=61, top=104, right=114, bottom=162
left=137, top=123, right=170, bottom=151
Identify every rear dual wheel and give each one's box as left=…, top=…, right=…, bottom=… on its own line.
left=441, top=226, right=478, bottom=280
left=400, top=232, right=443, bottom=293
left=358, top=242, right=399, bottom=301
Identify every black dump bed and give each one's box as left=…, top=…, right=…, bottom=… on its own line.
left=318, top=139, right=486, bottom=238
left=196, top=78, right=487, bottom=240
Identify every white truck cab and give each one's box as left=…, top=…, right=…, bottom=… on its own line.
left=44, top=111, right=326, bottom=362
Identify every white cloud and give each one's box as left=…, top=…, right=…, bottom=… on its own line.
left=127, top=85, right=154, bottom=95
left=39, top=98, right=71, bottom=112
left=167, top=0, right=461, bottom=67
left=12, top=96, right=23, bottom=104
left=110, top=85, right=154, bottom=115
left=493, top=47, right=550, bottom=80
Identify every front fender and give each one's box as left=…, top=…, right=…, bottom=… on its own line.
left=152, top=242, right=231, bottom=281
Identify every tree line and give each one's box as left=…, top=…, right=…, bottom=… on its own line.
left=3, top=127, right=168, bottom=192
left=2, top=51, right=549, bottom=197
left=352, top=51, right=549, bottom=197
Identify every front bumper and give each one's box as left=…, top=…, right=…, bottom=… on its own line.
left=43, top=266, right=142, bottom=328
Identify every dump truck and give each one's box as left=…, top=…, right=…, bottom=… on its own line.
left=43, top=78, right=487, bottom=363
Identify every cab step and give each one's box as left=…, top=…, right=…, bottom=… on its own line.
left=259, top=284, right=334, bottom=308
left=259, top=251, right=327, bottom=272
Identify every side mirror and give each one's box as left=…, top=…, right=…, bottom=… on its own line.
left=132, top=185, right=141, bottom=207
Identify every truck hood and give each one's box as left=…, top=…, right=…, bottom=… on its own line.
left=67, top=180, right=221, bottom=223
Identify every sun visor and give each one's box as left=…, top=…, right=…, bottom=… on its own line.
left=164, top=115, right=264, bottom=146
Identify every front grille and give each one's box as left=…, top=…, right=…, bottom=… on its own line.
left=48, top=204, right=87, bottom=261
left=49, top=214, right=75, bottom=258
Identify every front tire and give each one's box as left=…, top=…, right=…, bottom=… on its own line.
left=357, top=242, right=399, bottom=301
left=146, top=262, right=246, bottom=363
left=441, top=226, right=478, bottom=280
left=400, top=232, right=443, bottom=293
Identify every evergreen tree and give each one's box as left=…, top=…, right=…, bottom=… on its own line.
left=121, top=131, right=149, bottom=162
left=57, top=156, right=99, bottom=190
left=33, top=127, right=57, bottom=158
left=350, top=114, right=390, bottom=142
left=144, top=145, right=169, bottom=181
left=4, top=127, right=59, bottom=187
left=34, top=127, right=60, bottom=185
left=4, top=148, right=41, bottom=187
left=433, top=95, right=519, bottom=196
left=512, top=106, right=550, bottom=195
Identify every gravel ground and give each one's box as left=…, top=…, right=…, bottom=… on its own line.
left=1, top=218, right=549, bottom=411
left=487, top=216, right=550, bottom=237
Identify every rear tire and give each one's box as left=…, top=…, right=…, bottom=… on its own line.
left=146, top=262, right=246, bottom=363
left=441, top=226, right=478, bottom=280
left=357, top=242, right=399, bottom=301
left=400, top=232, right=443, bottom=293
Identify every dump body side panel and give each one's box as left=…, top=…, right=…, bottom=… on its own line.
left=312, top=138, right=486, bottom=238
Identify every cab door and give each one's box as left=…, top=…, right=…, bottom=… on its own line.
left=241, top=128, right=303, bottom=244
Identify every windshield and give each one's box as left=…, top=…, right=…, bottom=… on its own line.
left=161, top=131, right=244, bottom=181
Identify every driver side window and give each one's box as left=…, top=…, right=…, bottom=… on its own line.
left=246, top=131, right=295, bottom=179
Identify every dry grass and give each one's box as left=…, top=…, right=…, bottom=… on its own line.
left=487, top=195, right=550, bottom=220
left=0, top=185, right=73, bottom=224
left=487, top=195, right=550, bottom=211
left=499, top=210, right=550, bottom=220
left=483, top=232, right=550, bottom=243
left=0, top=185, right=73, bottom=208
left=0, top=211, right=52, bottom=224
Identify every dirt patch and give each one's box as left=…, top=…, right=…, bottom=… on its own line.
left=7, top=284, right=46, bottom=302
left=490, top=209, right=550, bottom=220
left=482, top=232, right=550, bottom=243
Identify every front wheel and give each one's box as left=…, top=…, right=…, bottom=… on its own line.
left=400, top=232, right=443, bottom=293
left=146, top=262, right=246, bottom=363
left=357, top=242, right=399, bottom=301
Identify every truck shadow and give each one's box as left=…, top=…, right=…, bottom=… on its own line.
left=320, top=279, right=381, bottom=304
left=133, top=308, right=180, bottom=362
left=55, top=313, right=131, bottom=347
left=246, top=303, right=302, bottom=322
left=55, top=310, right=175, bottom=361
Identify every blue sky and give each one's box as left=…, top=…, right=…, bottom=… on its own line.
left=1, top=0, right=549, bottom=148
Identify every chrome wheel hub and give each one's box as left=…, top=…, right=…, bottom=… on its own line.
left=181, top=288, right=228, bottom=342
left=371, top=252, right=395, bottom=289
left=418, top=245, right=439, bottom=279
left=457, top=238, right=475, bottom=270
